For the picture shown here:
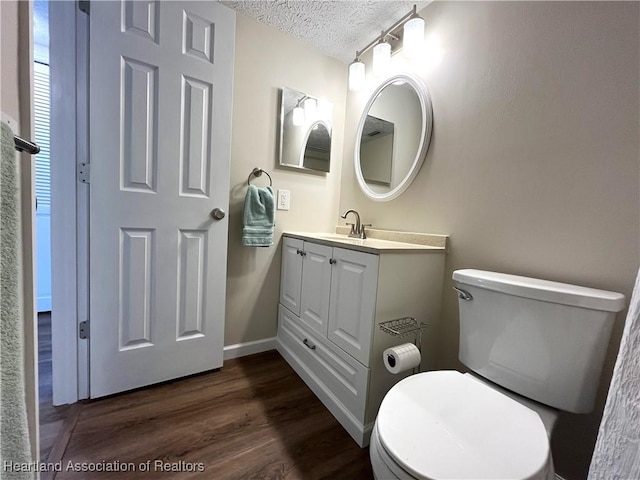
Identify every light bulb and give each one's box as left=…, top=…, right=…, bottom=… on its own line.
left=372, top=41, right=391, bottom=78
left=403, top=16, right=425, bottom=58
left=292, top=106, right=304, bottom=126
left=348, top=59, right=365, bottom=92
left=317, top=98, right=331, bottom=119
left=304, top=97, right=317, bottom=119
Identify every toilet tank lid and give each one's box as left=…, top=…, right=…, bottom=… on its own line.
left=453, top=269, right=626, bottom=312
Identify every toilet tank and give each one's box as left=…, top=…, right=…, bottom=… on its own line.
left=452, top=269, right=625, bottom=413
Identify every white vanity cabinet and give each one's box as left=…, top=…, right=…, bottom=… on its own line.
left=277, top=233, right=446, bottom=447
left=282, top=237, right=378, bottom=362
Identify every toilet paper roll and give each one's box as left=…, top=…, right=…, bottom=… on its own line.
left=383, top=343, right=421, bottom=374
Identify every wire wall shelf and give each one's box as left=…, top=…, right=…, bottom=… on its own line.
left=379, top=317, right=428, bottom=338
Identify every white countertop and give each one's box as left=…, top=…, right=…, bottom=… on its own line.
left=284, top=231, right=447, bottom=254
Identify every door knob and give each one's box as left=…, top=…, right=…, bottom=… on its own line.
left=210, top=208, right=226, bottom=220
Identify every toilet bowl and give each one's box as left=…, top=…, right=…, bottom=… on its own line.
left=370, top=371, right=554, bottom=480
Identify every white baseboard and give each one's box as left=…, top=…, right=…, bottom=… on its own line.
left=223, top=337, right=277, bottom=360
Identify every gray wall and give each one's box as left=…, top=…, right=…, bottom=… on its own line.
left=225, top=14, right=347, bottom=346
left=339, top=2, right=639, bottom=479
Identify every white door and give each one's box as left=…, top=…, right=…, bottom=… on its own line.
left=89, top=0, right=235, bottom=397
left=328, top=248, right=378, bottom=366
left=280, top=237, right=303, bottom=315
left=300, top=242, right=332, bottom=336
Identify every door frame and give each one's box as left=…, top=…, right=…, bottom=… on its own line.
left=49, top=1, right=89, bottom=405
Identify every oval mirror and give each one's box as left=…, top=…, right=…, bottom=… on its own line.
left=355, top=74, right=433, bottom=201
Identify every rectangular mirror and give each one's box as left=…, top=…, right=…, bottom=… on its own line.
left=279, top=86, right=332, bottom=173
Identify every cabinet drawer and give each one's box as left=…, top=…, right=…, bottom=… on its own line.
left=278, top=304, right=369, bottom=421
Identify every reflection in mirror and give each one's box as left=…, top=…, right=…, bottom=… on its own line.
left=360, top=115, right=394, bottom=186
left=355, top=74, right=433, bottom=202
left=359, top=82, right=422, bottom=194
left=302, top=121, right=331, bottom=171
left=279, top=87, right=333, bottom=173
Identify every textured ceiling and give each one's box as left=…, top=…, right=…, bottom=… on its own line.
left=220, top=0, right=431, bottom=64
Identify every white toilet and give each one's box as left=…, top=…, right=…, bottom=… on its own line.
left=370, top=269, right=626, bottom=480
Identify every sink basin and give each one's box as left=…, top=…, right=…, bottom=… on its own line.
left=284, top=231, right=446, bottom=253
left=312, top=234, right=366, bottom=245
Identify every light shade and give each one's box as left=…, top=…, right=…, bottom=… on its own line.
left=403, top=16, right=425, bottom=58
left=303, top=97, right=317, bottom=119
left=372, top=41, right=391, bottom=78
left=348, top=60, right=365, bottom=91
left=317, top=98, right=332, bottom=118
left=292, top=106, right=304, bottom=126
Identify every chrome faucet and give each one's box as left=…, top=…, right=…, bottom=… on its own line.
left=341, top=209, right=371, bottom=239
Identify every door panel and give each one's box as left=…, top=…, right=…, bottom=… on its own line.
left=176, top=230, right=208, bottom=339
left=89, top=0, right=235, bottom=397
left=328, top=249, right=379, bottom=366
left=300, top=242, right=332, bottom=336
left=280, top=237, right=303, bottom=315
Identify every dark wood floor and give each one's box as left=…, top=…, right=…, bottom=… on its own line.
left=39, top=332, right=373, bottom=480
left=39, top=313, right=76, bottom=463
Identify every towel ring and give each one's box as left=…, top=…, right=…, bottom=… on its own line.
left=247, top=167, right=273, bottom=186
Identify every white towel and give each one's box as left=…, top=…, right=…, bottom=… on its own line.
left=0, top=121, right=34, bottom=479
left=589, top=269, right=639, bottom=479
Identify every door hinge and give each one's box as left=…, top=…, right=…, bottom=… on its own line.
left=78, top=163, right=90, bottom=183
left=78, top=1, right=90, bottom=15
left=79, top=320, right=90, bottom=339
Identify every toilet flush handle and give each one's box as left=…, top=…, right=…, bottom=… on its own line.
left=453, top=286, right=473, bottom=301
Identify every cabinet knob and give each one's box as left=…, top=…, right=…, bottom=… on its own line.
left=302, top=338, right=316, bottom=350
left=329, top=258, right=336, bottom=265
left=296, top=249, right=306, bottom=256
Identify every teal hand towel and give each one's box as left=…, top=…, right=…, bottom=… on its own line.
left=243, top=185, right=275, bottom=247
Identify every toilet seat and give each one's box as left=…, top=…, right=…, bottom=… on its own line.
left=375, top=370, right=551, bottom=480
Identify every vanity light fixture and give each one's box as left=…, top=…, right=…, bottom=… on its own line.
left=372, top=35, right=391, bottom=78
left=348, top=56, right=366, bottom=91
left=292, top=99, right=305, bottom=127
left=317, top=97, right=332, bottom=118
left=292, top=94, right=325, bottom=126
left=403, top=9, right=425, bottom=58
left=303, top=97, right=317, bottom=118
left=347, top=5, right=425, bottom=91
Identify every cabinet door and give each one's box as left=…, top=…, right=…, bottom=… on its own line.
left=280, top=237, right=304, bottom=315
left=300, top=242, right=333, bottom=336
left=328, top=248, right=379, bottom=366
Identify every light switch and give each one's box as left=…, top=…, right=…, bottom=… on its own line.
left=277, top=189, right=290, bottom=210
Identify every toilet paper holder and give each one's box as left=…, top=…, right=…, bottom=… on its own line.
left=380, top=317, right=427, bottom=374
